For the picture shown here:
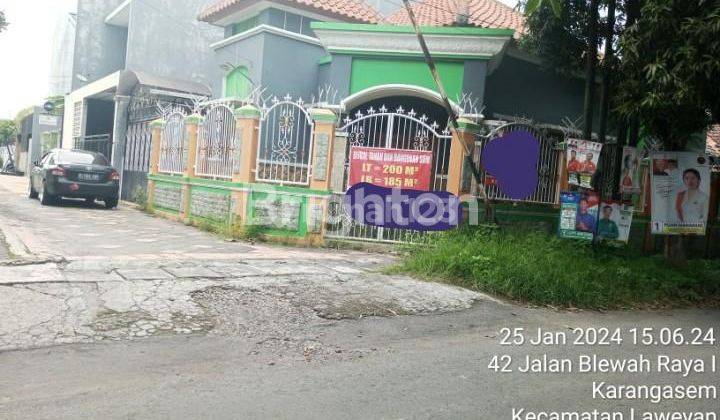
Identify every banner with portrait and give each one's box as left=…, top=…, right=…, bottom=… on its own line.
left=619, top=147, right=642, bottom=195
left=559, top=191, right=600, bottom=241
left=566, top=139, right=603, bottom=189
left=596, top=201, right=634, bottom=243
left=650, top=152, right=711, bottom=235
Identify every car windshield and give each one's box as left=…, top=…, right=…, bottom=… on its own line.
left=56, top=151, right=108, bottom=166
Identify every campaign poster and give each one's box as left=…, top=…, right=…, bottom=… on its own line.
left=559, top=191, right=600, bottom=241
left=566, top=139, right=603, bottom=189
left=650, top=152, right=711, bottom=235
left=619, top=147, right=642, bottom=195
left=349, top=147, right=433, bottom=190
left=596, top=201, right=634, bottom=243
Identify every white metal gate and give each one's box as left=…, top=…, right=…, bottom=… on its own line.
left=326, top=106, right=452, bottom=243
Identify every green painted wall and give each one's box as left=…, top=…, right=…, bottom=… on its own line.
left=350, top=58, right=464, bottom=99
left=247, top=190, right=308, bottom=237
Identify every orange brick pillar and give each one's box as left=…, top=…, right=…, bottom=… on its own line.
left=447, top=117, right=480, bottom=197
left=146, top=118, right=165, bottom=210
left=231, top=105, right=261, bottom=226
left=307, top=108, right=337, bottom=243
left=181, top=115, right=202, bottom=221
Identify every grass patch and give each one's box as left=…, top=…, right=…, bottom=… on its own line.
left=391, top=225, right=720, bottom=309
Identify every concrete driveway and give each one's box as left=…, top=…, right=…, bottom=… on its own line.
left=1, top=174, right=718, bottom=420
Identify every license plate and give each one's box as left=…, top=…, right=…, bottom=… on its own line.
left=78, top=173, right=101, bottom=181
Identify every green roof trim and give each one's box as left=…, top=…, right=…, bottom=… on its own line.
left=310, top=22, right=515, bottom=37
left=318, top=55, right=332, bottom=65
left=329, top=48, right=491, bottom=60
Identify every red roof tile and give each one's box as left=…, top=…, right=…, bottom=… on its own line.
left=707, top=124, right=720, bottom=157
left=200, top=0, right=382, bottom=24
left=387, top=0, right=525, bottom=35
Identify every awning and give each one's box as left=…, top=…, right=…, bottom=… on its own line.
left=117, top=70, right=212, bottom=97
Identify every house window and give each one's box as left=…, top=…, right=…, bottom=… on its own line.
left=231, top=16, right=259, bottom=35
left=224, top=66, right=251, bottom=98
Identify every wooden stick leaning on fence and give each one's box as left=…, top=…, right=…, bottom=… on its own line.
left=401, top=0, right=495, bottom=222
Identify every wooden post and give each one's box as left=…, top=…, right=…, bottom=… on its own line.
left=231, top=105, right=261, bottom=226
left=705, top=172, right=720, bottom=257
left=307, top=108, right=338, bottom=242
left=642, top=166, right=654, bottom=253
left=557, top=149, right=568, bottom=198
left=146, top=119, right=165, bottom=210
left=181, top=115, right=202, bottom=221
left=447, top=117, right=479, bottom=197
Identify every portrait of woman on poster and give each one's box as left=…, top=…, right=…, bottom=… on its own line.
left=675, top=168, right=708, bottom=223
left=621, top=154, right=638, bottom=191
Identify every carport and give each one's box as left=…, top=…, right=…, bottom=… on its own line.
left=62, top=70, right=211, bottom=200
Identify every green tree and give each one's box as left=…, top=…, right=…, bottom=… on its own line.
left=617, top=0, right=719, bottom=150
left=0, top=119, right=17, bottom=146
left=45, top=95, right=65, bottom=115
left=525, top=0, right=562, bottom=17
left=0, top=10, right=8, bottom=33
left=520, top=0, right=591, bottom=78
left=521, top=0, right=604, bottom=139
left=616, top=0, right=720, bottom=263
left=14, top=106, right=33, bottom=126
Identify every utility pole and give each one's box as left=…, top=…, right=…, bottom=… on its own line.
left=583, top=0, right=600, bottom=141
left=456, top=0, right=470, bottom=26
left=401, top=0, right=494, bottom=221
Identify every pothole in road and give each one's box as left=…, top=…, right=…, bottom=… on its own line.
left=191, top=285, right=391, bottom=362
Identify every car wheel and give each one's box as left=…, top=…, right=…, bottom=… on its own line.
left=104, top=197, right=119, bottom=209
left=39, top=183, right=56, bottom=206
left=85, top=197, right=95, bottom=205
left=28, top=180, right=38, bottom=199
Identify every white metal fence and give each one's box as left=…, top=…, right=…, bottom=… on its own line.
left=256, top=97, right=314, bottom=185
left=158, top=112, right=188, bottom=175
left=473, top=122, right=562, bottom=205
left=196, top=104, right=239, bottom=179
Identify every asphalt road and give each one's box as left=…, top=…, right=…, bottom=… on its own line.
left=1, top=174, right=718, bottom=420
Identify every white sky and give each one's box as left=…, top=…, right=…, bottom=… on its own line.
left=0, top=0, right=76, bottom=119
left=0, top=0, right=519, bottom=120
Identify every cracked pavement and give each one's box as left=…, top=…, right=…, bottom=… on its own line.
left=0, top=175, right=479, bottom=354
